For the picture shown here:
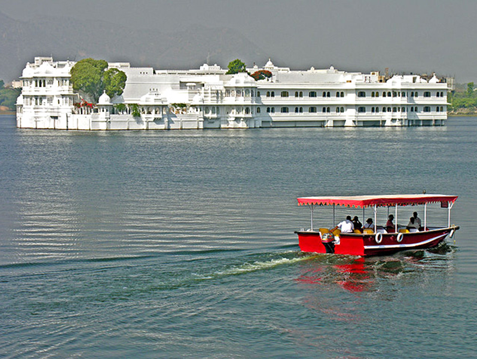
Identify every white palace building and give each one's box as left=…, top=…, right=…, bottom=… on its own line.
left=16, top=57, right=450, bottom=130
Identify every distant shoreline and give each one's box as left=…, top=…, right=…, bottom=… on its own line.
left=0, top=111, right=15, bottom=115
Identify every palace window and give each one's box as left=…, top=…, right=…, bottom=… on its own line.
left=309, top=91, right=317, bottom=98
left=257, top=91, right=261, bottom=97
left=281, top=107, right=289, bottom=113
left=358, top=106, right=366, bottom=113
left=383, top=92, right=386, bottom=97
left=402, top=92, right=406, bottom=97
left=267, top=107, right=271, bottom=113
left=358, top=91, right=366, bottom=97
left=387, top=92, right=391, bottom=97
left=281, top=91, right=289, bottom=97
left=424, top=91, right=431, bottom=97
left=340, top=92, right=345, bottom=97
left=271, top=91, right=275, bottom=97
left=423, top=106, right=431, bottom=112
left=309, top=107, right=317, bottom=113
left=322, top=107, right=326, bottom=113
left=393, top=107, right=397, bottom=112
left=336, top=92, right=340, bottom=97
left=295, top=107, right=299, bottom=113
left=257, top=107, right=261, bottom=113
left=327, top=107, right=330, bottom=113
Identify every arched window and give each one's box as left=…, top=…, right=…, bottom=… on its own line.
left=309, top=91, right=317, bottom=98
left=281, top=107, right=289, bottom=113
left=387, top=92, right=391, bottom=97
left=358, top=91, right=366, bottom=97
left=267, top=107, right=270, bottom=113
left=295, top=107, right=299, bottom=113
left=371, top=92, right=375, bottom=98
left=383, top=92, right=386, bottom=97
left=336, top=92, right=340, bottom=97
left=257, top=107, right=261, bottom=113
left=423, top=106, right=431, bottom=112
left=327, top=107, right=330, bottom=113
left=281, top=91, right=289, bottom=97
left=322, top=107, right=326, bottom=113
left=300, top=107, right=303, bottom=113
left=300, top=92, right=303, bottom=97
left=271, top=107, right=275, bottom=113
left=271, top=91, right=275, bottom=97
left=436, top=107, right=440, bottom=112
left=245, top=107, right=250, bottom=114
left=382, top=107, right=386, bottom=112
left=358, top=107, right=366, bottom=113
left=392, top=107, right=397, bottom=112
left=322, top=91, right=326, bottom=97
left=327, top=92, right=331, bottom=97
left=410, top=107, right=414, bottom=112
left=295, top=91, right=299, bottom=97
left=424, top=91, right=431, bottom=98
left=372, top=107, right=375, bottom=113
left=309, top=107, right=317, bottom=113
left=387, top=107, right=391, bottom=112
left=375, top=107, right=379, bottom=113
left=336, top=107, right=340, bottom=113
left=257, top=91, right=260, bottom=97
left=341, top=92, right=345, bottom=97
left=393, top=91, right=397, bottom=97
left=266, top=91, right=270, bottom=97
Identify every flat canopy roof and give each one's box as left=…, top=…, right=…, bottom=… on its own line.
left=297, top=194, right=458, bottom=208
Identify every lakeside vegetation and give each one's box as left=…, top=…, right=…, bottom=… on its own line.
left=448, top=82, right=477, bottom=115
left=0, top=80, right=20, bottom=112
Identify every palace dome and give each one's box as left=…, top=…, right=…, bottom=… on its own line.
left=98, top=91, right=111, bottom=105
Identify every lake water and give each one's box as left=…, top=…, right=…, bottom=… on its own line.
left=1, top=115, right=476, bottom=358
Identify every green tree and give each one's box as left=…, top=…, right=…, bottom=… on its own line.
left=467, top=82, right=475, bottom=98
left=226, top=59, right=247, bottom=74
left=0, top=79, right=4, bottom=89
left=103, top=68, right=127, bottom=98
left=70, top=58, right=126, bottom=103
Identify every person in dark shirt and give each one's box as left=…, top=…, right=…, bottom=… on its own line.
left=352, top=216, right=362, bottom=232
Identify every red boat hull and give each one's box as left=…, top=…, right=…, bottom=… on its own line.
left=296, top=227, right=459, bottom=256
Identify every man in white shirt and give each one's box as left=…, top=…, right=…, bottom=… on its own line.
left=335, top=216, right=355, bottom=233
left=413, top=212, right=422, bottom=228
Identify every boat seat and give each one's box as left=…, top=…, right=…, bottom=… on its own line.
left=399, top=229, right=410, bottom=233
left=332, top=229, right=341, bottom=236
left=319, top=228, right=330, bottom=234
left=354, top=229, right=362, bottom=233
left=363, top=229, right=374, bottom=234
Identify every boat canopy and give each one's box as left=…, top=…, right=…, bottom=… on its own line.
left=297, top=194, right=458, bottom=208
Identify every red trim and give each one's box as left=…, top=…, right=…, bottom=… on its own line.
left=297, top=194, right=458, bottom=208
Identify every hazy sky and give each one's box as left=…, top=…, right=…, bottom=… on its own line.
left=1, top=0, right=476, bottom=82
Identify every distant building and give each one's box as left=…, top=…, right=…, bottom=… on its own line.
left=16, top=57, right=449, bottom=130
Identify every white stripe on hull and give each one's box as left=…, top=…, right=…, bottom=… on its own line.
left=364, top=232, right=448, bottom=250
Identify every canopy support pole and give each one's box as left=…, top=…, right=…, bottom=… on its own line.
left=424, top=203, right=427, bottom=231
left=310, top=204, right=314, bottom=231
left=395, top=204, right=398, bottom=233
left=448, top=201, right=455, bottom=227
left=374, top=205, right=377, bottom=233
left=333, top=204, right=336, bottom=226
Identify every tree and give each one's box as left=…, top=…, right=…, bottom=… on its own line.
left=0, top=79, right=4, bottom=89
left=70, top=58, right=127, bottom=103
left=103, top=68, right=127, bottom=98
left=467, top=82, right=475, bottom=98
left=226, top=59, right=247, bottom=75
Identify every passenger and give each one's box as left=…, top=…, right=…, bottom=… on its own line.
left=363, top=218, right=374, bottom=229
left=332, top=215, right=354, bottom=233
left=407, top=217, right=419, bottom=230
left=385, top=214, right=395, bottom=232
left=413, top=212, right=422, bottom=229
left=352, top=216, right=362, bottom=232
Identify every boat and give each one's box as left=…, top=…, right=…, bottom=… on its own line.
left=295, top=194, right=459, bottom=256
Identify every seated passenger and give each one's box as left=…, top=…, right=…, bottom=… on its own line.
left=352, top=216, right=363, bottom=232
left=332, top=215, right=354, bottom=233
left=385, top=214, right=395, bottom=232
left=363, top=218, right=374, bottom=229
left=407, top=217, right=419, bottom=230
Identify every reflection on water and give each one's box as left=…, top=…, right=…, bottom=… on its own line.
left=296, top=245, right=456, bottom=294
